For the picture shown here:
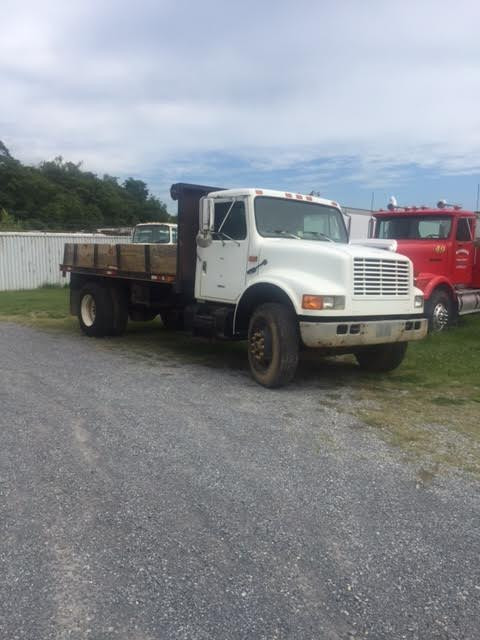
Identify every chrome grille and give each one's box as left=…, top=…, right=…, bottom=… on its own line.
left=353, top=257, right=410, bottom=296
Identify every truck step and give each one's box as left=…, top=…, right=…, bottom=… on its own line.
left=192, top=314, right=216, bottom=337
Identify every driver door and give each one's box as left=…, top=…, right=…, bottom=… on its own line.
left=452, top=217, right=474, bottom=285
left=198, top=198, right=250, bottom=302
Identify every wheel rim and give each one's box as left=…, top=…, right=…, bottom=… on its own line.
left=81, top=294, right=96, bottom=327
left=249, top=319, right=273, bottom=372
left=431, top=302, right=449, bottom=331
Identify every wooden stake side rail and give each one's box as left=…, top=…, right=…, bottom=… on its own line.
left=60, top=242, right=177, bottom=284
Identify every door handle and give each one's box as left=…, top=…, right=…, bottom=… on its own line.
left=202, top=261, right=207, bottom=273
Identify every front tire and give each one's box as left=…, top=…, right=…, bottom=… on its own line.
left=248, top=303, right=299, bottom=388
left=355, top=342, right=408, bottom=373
left=426, top=289, right=453, bottom=332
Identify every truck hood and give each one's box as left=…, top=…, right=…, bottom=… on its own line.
left=254, top=238, right=412, bottom=311
left=350, top=238, right=398, bottom=252
left=259, top=237, right=408, bottom=264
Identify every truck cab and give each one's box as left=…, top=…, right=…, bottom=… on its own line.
left=132, top=222, right=177, bottom=244
left=371, top=202, right=480, bottom=330
left=192, top=187, right=426, bottom=384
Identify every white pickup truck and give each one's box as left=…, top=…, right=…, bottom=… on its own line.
left=132, top=222, right=177, bottom=244
left=62, top=182, right=427, bottom=387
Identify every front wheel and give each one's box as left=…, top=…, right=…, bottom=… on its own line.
left=426, top=289, right=453, bottom=332
left=355, top=342, right=408, bottom=373
left=248, top=303, right=299, bottom=388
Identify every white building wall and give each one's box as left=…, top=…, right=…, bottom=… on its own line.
left=0, top=233, right=130, bottom=291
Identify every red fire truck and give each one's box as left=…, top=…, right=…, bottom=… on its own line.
left=369, top=200, right=480, bottom=331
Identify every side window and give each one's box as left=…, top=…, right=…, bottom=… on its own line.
left=213, top=201, right=247, bottom=240
left=456, top=218, right=472, bottom=242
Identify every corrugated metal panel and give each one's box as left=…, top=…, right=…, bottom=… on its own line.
left=0, top=233, right=131, bottom=291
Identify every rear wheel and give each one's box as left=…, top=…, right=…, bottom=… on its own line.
left=426, top=289, right=452, bottom=332
left=109, top=286, right=128, bottom=336
left=355, top=342, right=408, bottom=372
left=248, top=303, right=299, bottom=388
left=78, top=283, right=114, bottom=337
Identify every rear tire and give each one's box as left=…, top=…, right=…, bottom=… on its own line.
left=248, top=303, right=299, bottom=388
left=109, top=286, right=128, bottom=336
left=355, top=342, right=408, bottom=372
left=78, top=283, right=114, bottom=337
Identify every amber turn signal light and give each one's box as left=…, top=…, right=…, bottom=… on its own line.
left=302, top=295, right=324, bottom=310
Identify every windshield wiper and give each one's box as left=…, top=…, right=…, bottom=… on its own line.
left=302, top=231, right=334, bottom=242
left=274, top=229, right=301, bottom=239
left=213, top=230, right=240, bottom=246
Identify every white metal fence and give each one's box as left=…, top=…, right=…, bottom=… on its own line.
left=0, top=232, right=130, bottom=291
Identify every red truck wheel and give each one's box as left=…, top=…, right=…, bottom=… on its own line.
left=426, top=289, right=452, bottom=332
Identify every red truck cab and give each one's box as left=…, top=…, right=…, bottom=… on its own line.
left=371, top=202, right=480, bottom=330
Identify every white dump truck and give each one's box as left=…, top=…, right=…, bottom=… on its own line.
left=61, top=183, right=427, bottom=387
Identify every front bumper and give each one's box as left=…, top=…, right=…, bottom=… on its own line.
left=299, top=317, right=428, bottom=348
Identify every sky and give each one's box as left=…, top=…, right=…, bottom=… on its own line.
left=2, top=0, right=480, bottom=213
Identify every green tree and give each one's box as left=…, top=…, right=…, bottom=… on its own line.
left=0, top=208, right=23, bottom=230
left=0, top=142, right=171, bottom=231
left=124, top=177, right=149, bottom=203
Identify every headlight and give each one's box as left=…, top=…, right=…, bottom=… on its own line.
left=302, top=295, right=345, bottom=310
left=414, top=295, right=424, bottom=309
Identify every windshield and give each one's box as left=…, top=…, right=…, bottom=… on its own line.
left=376, top=216, right=452, bottom=240
left=133, top=224, right=172, bottom=243
left=254, top=197, right=347, bottom=243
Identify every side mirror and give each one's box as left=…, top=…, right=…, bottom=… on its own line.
left=200, top=197, right=214, bottom=232
left=197, top=197, right=214, bottom=247
left=368, top=217, right=375, bottom=239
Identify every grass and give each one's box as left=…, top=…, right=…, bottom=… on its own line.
left=1, top=286, right=480, bottom=475
left=0, top=286, right=72, bottom=321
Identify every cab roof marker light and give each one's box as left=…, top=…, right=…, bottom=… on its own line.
left=296, top=194, right=303, bottom=200
left=331, top=201, right=338, bottom=207
left=285, top=193, right=293, bottom=198
left=387, top=195, right=398, bottom=211
left=437, top=199, right=463, bottom=210
left=306, top=196, right=313, bottom=201
left=255, top=189, right=263, bottom=195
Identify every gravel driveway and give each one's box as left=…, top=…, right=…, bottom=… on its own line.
left=0, top=322, right=479, bottom=640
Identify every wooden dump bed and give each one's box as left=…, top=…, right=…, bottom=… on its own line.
left=61, top=243, right=177, bottom=283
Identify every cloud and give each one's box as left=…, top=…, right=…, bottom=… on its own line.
left=1, top=0, right=480, bottom=208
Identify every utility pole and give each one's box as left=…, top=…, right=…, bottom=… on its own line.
left=370, top=191, right=375, bottom=212
left=476, top=184, right=479, bottom=212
